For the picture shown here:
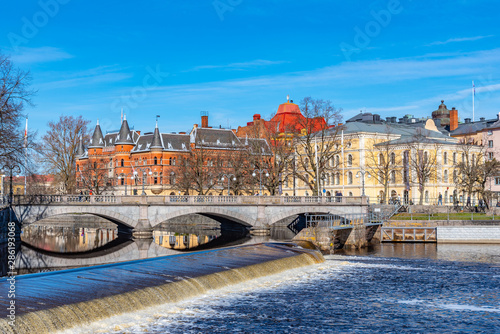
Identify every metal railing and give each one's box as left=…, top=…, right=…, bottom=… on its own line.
left=305, top=213, right=372, bottom=229
left=10, top=194, right=369, bottom=206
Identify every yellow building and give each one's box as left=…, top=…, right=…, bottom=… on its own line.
left=284, top=113, right=482, bottom=205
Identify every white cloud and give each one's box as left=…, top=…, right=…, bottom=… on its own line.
left=8, top=46, right=73, bottom=64
left=186, top=59, right=288, bottom=71
left=427, top=35, right=494, bottom=46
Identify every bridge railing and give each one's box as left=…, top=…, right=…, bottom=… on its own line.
left=11, top=195, right=369, bottom=205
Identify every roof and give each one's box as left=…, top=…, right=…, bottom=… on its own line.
left=115, top=116, right=135, bottom=145
left=193, top=128, right=244, bottom=149
left=89, top=121, right=105, bottom=148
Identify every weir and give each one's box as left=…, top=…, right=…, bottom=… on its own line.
left=0, top=242, right=324, bottom=334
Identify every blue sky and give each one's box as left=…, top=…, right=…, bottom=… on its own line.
left=2, top=0, right=500, bottom=137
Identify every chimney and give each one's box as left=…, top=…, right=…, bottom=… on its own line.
left=253, top=114, right=261, bottom=121
left=449, top=108, right=458, bottom=131
left=201, top=115, right=208, bottom=128
left=480, top=117, right=485, bottom=121
left=464, top=118, right=471, bottom=124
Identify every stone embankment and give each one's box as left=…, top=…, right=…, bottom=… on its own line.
left=386, top=220, right=500, bottom=243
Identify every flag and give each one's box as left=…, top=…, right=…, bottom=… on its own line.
left=24, top=117, right=28, bottom=148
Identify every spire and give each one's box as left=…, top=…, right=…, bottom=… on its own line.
left=115, top=114, right=134, bottom=145
left=77, top=135, right=85, bottom=156
left=89, top=119, right=104, bottom=148
left=150, top=121, right=163, bottom=149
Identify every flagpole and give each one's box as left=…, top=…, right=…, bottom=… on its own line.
left=472, top=81, right=475, bottom=122
left=24, top=117, right=28, bottom=195
left=341, top=129, right=345, bottom=195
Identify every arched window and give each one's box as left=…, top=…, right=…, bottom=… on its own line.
left=325, top=174, right=330, bottom=186
left=173, top=158, right=176, bottom=166
left=453, top=152, right=457, bottom=164
left=390, top=152, right=396, bottom=165
left=472, top=154, right=476, bottom=165
left=154, top=157, right=158, bottom=165
left=423, top=151, right=428, bottom=164
left=390, top=170, right=396, bottom=183
left=93, top=161, right=97, bottom=169
left=76, top=165, right=79, bottom=171
left=443, top=152, right=448, bottom=165
left=379, top=153, right=384, bottom=165
left=443, top=170, right=449, bottom=183
left=462, top=153, right=465, bottom=163
left=378, top=171, right=384, bottom=184
left=169, top=157, right=172, bottom=165
left=335, top=173, right=340, bottom=185
left=453, top=170, right=458, bottom=183
left=348, top=171, right=353, bottom=184
left=120, top=159, right=124, bottom=167
left=347, top=154, right=353, bottom=167
left=425, top=190, right=429, bottom=203
left=335, top=155, right=340, bottom=166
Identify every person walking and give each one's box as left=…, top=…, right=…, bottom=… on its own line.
left=438, top=193, right=442, bottom=205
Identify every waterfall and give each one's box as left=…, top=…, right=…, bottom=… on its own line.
left=0, top=242, right=323, bottom=333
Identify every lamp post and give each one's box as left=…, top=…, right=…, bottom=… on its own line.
left=117, top=173, right=135, bottom=196
left=220, top=173, right=236, bottom=195
left=252, top=168, right=269, bottom=196
left=136, top=167, right=153, bottom=195
left=1, top=162, right=21, bottom=206
left=355, top=169, right=371, bottom=197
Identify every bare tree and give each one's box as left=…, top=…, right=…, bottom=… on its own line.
left=0, top=53, right=36, bottom=165
left=455, top=137, right=499, bottom=208
left=293, top=97, right=343, bottom=195
left=365, top=127, right=401, bottom=204
left=40, top=115, right=91, bottom=194
left=78, top=157, right=113, bottom=195
left=408, top=136, right=439, bottom=205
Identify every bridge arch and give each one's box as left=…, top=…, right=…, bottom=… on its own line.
left=269, top=207, right=345, bottom=226
left=16, top=206, right=137, bottom=229
left=151, top=207, right=256, bottom=228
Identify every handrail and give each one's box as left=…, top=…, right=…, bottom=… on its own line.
left=11, top=194, right=369, bottom=205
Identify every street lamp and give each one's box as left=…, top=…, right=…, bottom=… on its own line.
left=252, top=169, right=269, bottom=196
left=355, top=169, right=371, bottom=197
left=1, top=162, right=21, bottom=206
left=221, top=174, right=236, bottom=195
left=136, top=167, right=153, bottom=195
left=117, top=173, right=135, bottom=196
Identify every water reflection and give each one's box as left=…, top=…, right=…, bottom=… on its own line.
left=22, top=225, right=118, bottom=253
left=154, top=230, right=219, bottom=250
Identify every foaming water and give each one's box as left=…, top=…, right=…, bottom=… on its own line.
left=0, top=243, right=323, bottom=333
left=62, top=246, right=500, bottom=334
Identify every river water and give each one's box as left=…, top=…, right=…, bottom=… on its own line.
left=61, top=243, right=500, bottom=334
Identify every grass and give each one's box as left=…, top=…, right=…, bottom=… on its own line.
left=392, top=212, right=497, bottom=221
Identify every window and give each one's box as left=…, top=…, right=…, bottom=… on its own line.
left=335, top=155, right=339, bottom=166
left=443, top=152, right=448, bottom=165
left=77, top=165, right=79, bottom=171
left=443, top=170, right=448, bottom=183
left=496, top=177, right=500, bottom=185
left=453, top=153, right=457, bottom=164
left=489, top=152, right=494, bottom=160
left=335, top=173, right=340, bottom=185
left=425, top=190, right=429, bottom=203
left=453, top=170, right=458, bottom=183
left=423, top=151, right=428, bottom=164
left=169, top=157, right=172, bottom=165
left=379, top=154, right=384, bottom=165
left=348, top=171, right=353, bottom=184
left=390, top=170, right=396, bottom=183
left=170, top=173, right=176, bottom=185
left=489, top=140, right=494, bottom=148
left=378, top=171, right=384, bottom=184
left=390, top=153, right=395, bottom=165
left=154, top=157, right=158, bottom=165
left=347, top=154, right=353, bottom=167
left=462, top=153, right=465, bottom=163
left=120, top=159, right=124, bottom=167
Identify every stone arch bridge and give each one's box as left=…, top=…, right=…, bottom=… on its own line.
left=11, top=195, right=369, bottom=235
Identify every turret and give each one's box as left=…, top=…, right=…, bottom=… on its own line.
left=150, top=120, right=164, bottom=149
left=115, top=114, right=134, bottom=145
left=89, top=119, right=105, bottom=149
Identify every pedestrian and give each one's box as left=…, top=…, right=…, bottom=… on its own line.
left=466, top=195, right=471, bottom=207
left=438, top=193, right=442, bottom=205
left=397, top=193, right=401, bottom=205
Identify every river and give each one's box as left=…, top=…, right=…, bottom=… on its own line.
left=59, top=243, right=500, bottom=334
